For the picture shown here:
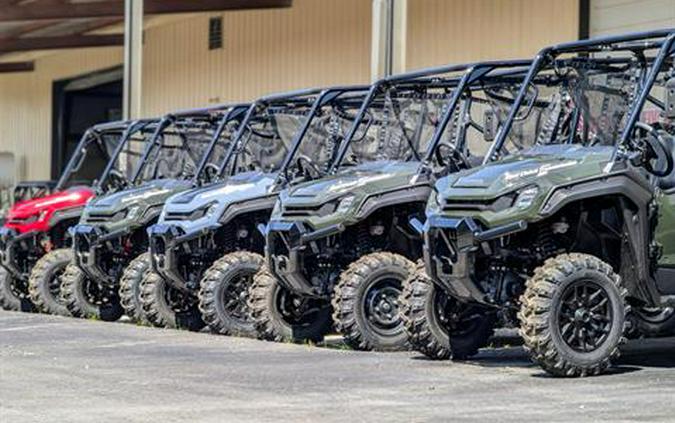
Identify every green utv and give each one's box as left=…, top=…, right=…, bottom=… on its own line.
left=138, top=87, right=368, bottom=333
left=62, top=104, right=247, bottom=321
left=255, top=60, right=532, bottom=350
left=403, top=29, right=675, bottom=377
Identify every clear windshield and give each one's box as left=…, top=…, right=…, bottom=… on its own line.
left=281, top=91, right=367, bottom=182
left=57, top=128, right=126, bottom=190
left=338, top=87, right=453, bottom=169
left=427, top=77, right=524, bottom=172
left=495, top=57, right=651, bottom=158
left=223, top=101, right=317, bottom=176
left=134, top=117, right=223, bottom=184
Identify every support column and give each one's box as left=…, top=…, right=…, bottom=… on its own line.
left=123, top=0, right=143, bottom=120
left=371, top=0, right=407, bottom=81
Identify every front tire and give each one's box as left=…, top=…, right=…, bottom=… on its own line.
left=198, top=251, right=262, bottom=337
left=519, top=253, right=628, bottom=377
left=249, top=266, right=332, bottom=343
left=61, top=263, right=124, bottom=321
left=402, top=262, right=496, bottom=360
left=119, top=253, right=151, bottom=323
left=28, top=248, right=72, bottom=316
left=0, top=266, right=22, bottom=311
left=332, top=252, right=413, bottom=351
left=139, top=271, right=205, bottom=331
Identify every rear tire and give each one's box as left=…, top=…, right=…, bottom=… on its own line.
left=119, top=253, right=151, bottom=323
left=402, top=261, right=496, bottom=360
left=0, top=266, right=22, bottom=311
left=519, top=253, right=628, bottom=377
left=249, top=266, right=332, bottom=343
left=28, top=248, right=72, bottom=316
left=332, top=252, right=413, bottom=351
left=140, top=271, right=205, bottom=331
left=198, top=251, right=262, bottom=337
left=61, top=263, right=124, bottom=321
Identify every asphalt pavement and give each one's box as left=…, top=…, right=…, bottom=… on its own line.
left=1, top=310, right=675, bottom=422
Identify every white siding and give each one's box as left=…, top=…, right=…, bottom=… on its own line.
left=590, top=0, right=675, bottom=36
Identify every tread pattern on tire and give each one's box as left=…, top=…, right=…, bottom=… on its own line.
left=332, top=252, right=414, bottom=351
left=61, top=262, right=123, bottom=321
left=401, top=261, right=495, bottom=360
left=119, top=252, right=150, bottom=323
left=27, top=248, right=72, bottom=316
left=249, top=266, right=332, bottom=343
left=0, top=265, right=21, bottom=311
left=198, top=251, right=262, bottom=337
left=140, top=270, right=204, bottom=331
left=518, top=253, right=629, bottom=377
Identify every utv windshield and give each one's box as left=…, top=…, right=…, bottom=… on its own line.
left=56, top=120, right=158, bottom=193
left=277, top=87, right=369, bottom=185
left=219, top=91, right=322, bottom=178
left=132, top=107, right=238, bottom=185
left=331, top=62, right=530, bottom=174
left=490, top=30, right=675, bottom=160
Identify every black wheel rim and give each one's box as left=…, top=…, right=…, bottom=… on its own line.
left=275, top=286, right=326, bottom=328
left=433, top=289, right=486, bottom=338
left=220, top=271, right=253, bottom=323
left=362, top=277, right=403, bottom=336
left=82, top=279, right=112, bottom=306
left=558, top=280, right=613, bottom=353
left=10, top=278, right=27, bottom=300
left=164, top=283, right=196, bottom=313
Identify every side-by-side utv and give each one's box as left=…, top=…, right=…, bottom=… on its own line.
left=0, top=120, right=158, bottom=313
left=139, top=87, right=368, bottom=333
left=60, top=104, right=246, bottom=321
left=403, top=29, right=675, bottom=376
left=254, top=60, right=532, bottom=351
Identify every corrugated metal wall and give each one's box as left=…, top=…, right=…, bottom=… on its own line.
left=0, top=48, right=122, bottom=180
left=406, top=0, right=579, bottom=69
left=142, top=0, right=372, bottom=115
left=590, top=0, right=675, bottom=36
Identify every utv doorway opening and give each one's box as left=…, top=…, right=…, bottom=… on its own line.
left=51, top=66, right=123, bottom=180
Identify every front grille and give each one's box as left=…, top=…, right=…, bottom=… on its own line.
left=86, top=213, right=114, bottom=223
left=442, top=195, right=514, bottom=213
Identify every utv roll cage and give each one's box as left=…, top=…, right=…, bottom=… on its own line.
left=328, top=59, right=533, bottom=177
left=486, top=28, right=675, bottom=165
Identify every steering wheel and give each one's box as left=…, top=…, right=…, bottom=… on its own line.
left=436, top=142, right=471, bottom=173
left=106, top=169, right=128, bottom=191
left=295, top=155, right=322, bottom=180
left=202, top=163, right=220, bottom=183
left=632, top=122, right=673, bottom=178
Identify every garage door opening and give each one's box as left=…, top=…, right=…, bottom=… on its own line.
left=51, top=67, right=123, bottom=180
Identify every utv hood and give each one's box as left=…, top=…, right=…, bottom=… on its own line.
left=81, top=179, right=193, bottom=230
left=5, top=187, right=94, bottom=233
left=282, top=160, right=420, bottom=207
left=159, top=171, right=277, bottom=226
left=435, top=145, right=614, bottom=199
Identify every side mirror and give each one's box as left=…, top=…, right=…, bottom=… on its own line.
left=483, top=110, right=497, bottom=141
left=666, top=77, right=675, bottom=119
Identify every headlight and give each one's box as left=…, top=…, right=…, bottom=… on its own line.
left=336, top=195, right=356, bottom=214
left=514, top=186, right=538, bottom=209
left=126, top=206, right=142, bottom=220
left=187, top=202, right=218, bottom=221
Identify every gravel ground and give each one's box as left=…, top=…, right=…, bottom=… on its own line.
left=1, top=310, right=675, bottom=422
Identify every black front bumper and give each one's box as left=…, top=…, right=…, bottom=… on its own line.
left=73, top=224, right=119, bottom=286
left=424, top=216, right=527, bottom=304
left=0, top=227, right=37, bottom=280
left=265, top=220, right=344, bottom=297
left=148, top=223, right=215, bottom=292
